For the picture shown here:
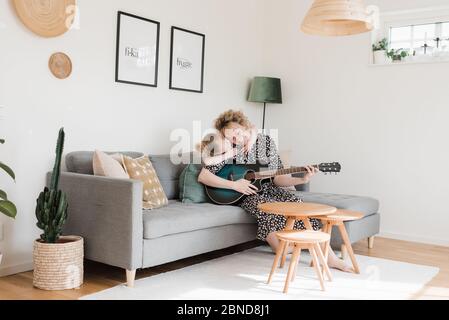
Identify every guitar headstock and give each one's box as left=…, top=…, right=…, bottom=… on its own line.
left=318, top=162, right=341, bottom=174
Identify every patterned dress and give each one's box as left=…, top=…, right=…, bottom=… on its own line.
left=205, top=134, right=322, bottom=241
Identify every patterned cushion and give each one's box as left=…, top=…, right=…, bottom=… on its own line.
left=123, top=156, right=168, bottom=210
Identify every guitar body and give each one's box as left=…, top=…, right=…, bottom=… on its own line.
left=204, top=162, right=341, bottom=205
left=205, top=164, right=268, bottom=205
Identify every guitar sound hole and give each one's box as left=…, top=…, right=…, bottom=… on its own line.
left=245, top=171, right=256, bottom=183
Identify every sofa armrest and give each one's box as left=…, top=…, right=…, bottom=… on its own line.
left=50, top=172, right=144, bottom=270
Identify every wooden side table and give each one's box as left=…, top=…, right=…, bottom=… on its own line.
left=316, top=209, right=364, bottom=274
left=258, top=202, right=337, bottom=268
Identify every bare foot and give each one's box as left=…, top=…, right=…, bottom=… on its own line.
left=328, top=254, right=354, bottom=273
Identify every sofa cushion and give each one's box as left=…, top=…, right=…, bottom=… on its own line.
left=143, top=201, right=256, bottom=239
left=124, top=156, right=168, bottom=210
left=149, top=153, right=197, bottom=200
left=293, top=191, right=379, bottom=217
left=66, top=151, right=144, bottom=175
left=93, top=151, right=129, bottom=178
left=179, top=164, right=209, bottom=203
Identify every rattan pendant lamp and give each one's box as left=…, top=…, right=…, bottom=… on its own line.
left=301, top=0, right=374, bottom=36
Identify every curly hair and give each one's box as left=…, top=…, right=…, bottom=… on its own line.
left=196, top=133, right=218, bottom=154
left=214, top=109, right=251, bottom=134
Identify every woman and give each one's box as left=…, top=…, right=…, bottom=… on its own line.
left=198, top=110, right=352, bottom=272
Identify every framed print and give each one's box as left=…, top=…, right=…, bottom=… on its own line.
left=115, top=11, right=160, bottom=87
left=169, top=26, right=206, bottom=93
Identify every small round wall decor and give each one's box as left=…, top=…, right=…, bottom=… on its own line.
left=13, top=0, right=77, bottom=38
left=49, top=52, right=72, bottom=79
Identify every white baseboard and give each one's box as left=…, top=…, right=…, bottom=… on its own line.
left=0, top=261, right=33, bottom=277
left=379, top=232, right=449, bottom=247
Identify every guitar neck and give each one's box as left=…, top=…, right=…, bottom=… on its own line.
left=254, top=165, right=319, bottom=179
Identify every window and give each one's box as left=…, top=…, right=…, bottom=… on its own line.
left=442, top=22, right=449, bottom=37
left=390, top=21, right=449, bottom=54
left=372, top=7, right=449, bottom=65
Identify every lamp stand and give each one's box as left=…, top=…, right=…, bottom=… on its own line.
left=262, top=102, right=267, bottom=131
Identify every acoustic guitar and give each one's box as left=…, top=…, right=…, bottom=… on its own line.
left=205, top=162, right=341, bottom=205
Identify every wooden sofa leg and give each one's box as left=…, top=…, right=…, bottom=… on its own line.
left=340, top=244, right=347, bottom=260
left=368, top=236, right=375, bottom=249
left=126, top=269, right=136, bottom=287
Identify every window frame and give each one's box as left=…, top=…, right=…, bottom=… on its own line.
left=371, top=6, right=449, bottom=65
left=389, top=21, right=448, bottom=52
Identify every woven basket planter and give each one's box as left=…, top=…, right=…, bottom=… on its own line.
left=33, top=236, right=84, bottom=291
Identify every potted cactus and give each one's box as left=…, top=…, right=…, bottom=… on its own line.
left=33, top=128, right=83, bottom=290
left=0, top=139, right=17, bottom=266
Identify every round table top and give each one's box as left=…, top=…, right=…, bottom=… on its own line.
left=258, top=202, right=337, bottom=217
left=276, top=230, right=330, bottom=243
left=317, top=209, right=364, bottom=222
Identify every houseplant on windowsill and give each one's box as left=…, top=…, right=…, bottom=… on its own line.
left=372, top=38, right=390, bottom=64
left=387, top=49, right=409, bottom=63
left=0, top=139, right=17, bottom=266
left=33, top=128, right=84, bottom=290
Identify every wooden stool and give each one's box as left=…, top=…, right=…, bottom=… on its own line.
left=267, top=230, right=332, bottom=293
left=317, top=210, right=364, bottom=274
left=258, top=202, right=337, bottom=269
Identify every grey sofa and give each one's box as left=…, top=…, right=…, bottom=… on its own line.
left=59, top=151, right=380, bottom=287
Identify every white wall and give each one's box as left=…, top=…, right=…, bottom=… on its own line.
left=0, top=0, right=264, bottom=275
left=262, top=0, right=449, bottom=246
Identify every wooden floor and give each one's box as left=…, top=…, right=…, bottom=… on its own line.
left=0, top=237, right=448, bottom=300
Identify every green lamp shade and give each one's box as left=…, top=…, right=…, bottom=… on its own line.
left=248, top=77, right=283, bottom=104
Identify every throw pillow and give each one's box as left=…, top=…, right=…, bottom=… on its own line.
left=179, top=164, right=209, bottom=203
left=93, top=150, right=129, bottom=179
left=123, top=156, right=168, bottom=210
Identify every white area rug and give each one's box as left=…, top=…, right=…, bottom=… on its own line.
left=82, top=247, right=439, bottom=300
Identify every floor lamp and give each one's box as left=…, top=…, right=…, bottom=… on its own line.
left=248, top=77, right=283, bottom=130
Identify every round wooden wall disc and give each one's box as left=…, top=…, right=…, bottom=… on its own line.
left=13, top=0, right=77, bottom=38
left=49, top=52, right=72, bottom=79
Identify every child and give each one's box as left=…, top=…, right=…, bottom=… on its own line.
left=197, top=132, right=237, bottom=166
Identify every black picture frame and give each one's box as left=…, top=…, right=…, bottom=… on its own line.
left=169, top=26, right=206, bottom=93
left=115, top=11, right=160, bottom=87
